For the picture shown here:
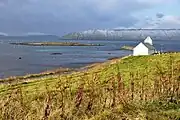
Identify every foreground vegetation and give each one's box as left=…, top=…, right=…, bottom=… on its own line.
left=0, top=53, right=180, bottom=120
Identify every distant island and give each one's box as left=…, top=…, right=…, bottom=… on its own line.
left=10, top=42, right=103, bottom=46
left=61, top=29, right=180, bottom=40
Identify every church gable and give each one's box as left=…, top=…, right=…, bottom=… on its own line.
left=144, top=36, right=153, bottom=45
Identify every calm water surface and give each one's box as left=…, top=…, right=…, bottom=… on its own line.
left=0, top=36, right=179, bottom=78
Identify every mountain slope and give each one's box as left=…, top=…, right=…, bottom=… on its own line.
left=0, top=32, right=7, bottom=36
left=62, top=29, right=180, bottom=40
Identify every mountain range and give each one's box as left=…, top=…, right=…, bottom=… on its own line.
left=62, top=29, right=180, bottom=40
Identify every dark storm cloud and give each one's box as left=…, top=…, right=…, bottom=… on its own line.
left=0, top=0, right=163, bottom=35
left=156, top=13, right=165, bottom=18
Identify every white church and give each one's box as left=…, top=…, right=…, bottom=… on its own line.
left=133, top=36, right=157, bottom=56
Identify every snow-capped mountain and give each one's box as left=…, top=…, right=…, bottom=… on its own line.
left=0, top=32, right=8, bottom=36
left=62, top=29, right=180, bottom=40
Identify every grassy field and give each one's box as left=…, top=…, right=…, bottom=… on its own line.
left=0, top=53, right=180, bottom=120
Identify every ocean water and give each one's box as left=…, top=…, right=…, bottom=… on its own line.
left=0, top=36, right=180, bottom=78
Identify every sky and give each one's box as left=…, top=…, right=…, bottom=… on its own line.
left=0, top=0, right=180, bottom=35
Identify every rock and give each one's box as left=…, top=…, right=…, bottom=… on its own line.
left=50, top=53, right=63, bottom=55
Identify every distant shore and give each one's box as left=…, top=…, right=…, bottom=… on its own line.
left=10, top=42, right=103, bottom=46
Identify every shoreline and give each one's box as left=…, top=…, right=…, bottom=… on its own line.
left=1, top=52, right=179, bottom=84
left=0, top=56, right=127, bottom=84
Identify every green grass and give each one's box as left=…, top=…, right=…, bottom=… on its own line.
left=0, top=53, right=180, bottom=120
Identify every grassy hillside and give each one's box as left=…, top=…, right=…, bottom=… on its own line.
left=0, top=53, right=180, bottom=120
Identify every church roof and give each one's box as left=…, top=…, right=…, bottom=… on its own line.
left=143, top=43, right=156, bottom=50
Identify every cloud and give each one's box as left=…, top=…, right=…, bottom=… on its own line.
left=156, top=13, right=164, bottom=18
left=134, top=15, right=180, bottom=29
left=158, top=16, right=180, bottom=28
left=137, top=0, right=173, bottom=4
left=0, top=0, right=179, bottom=35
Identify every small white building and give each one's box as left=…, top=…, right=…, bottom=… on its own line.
left=133, top=36, right=156, bottom=56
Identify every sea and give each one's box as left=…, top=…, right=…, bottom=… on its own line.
left=0, top=35, right=180, bottom=79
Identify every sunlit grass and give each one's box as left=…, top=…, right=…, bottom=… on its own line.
left=0, top=53, right=180, bottom=120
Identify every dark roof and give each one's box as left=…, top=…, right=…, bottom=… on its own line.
left=143, top=43, right=156, bottom=50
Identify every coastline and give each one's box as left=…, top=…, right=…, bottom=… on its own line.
left=0, top=55, right=128, bottom=84
left=1, top=52, right=178, bottom=84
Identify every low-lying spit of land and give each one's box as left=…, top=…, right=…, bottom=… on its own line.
left=10, top=42, right=103, bottom=46
left=120, top=45, right=134, bottom=51
left=0, top=53, right=180, bottom=120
